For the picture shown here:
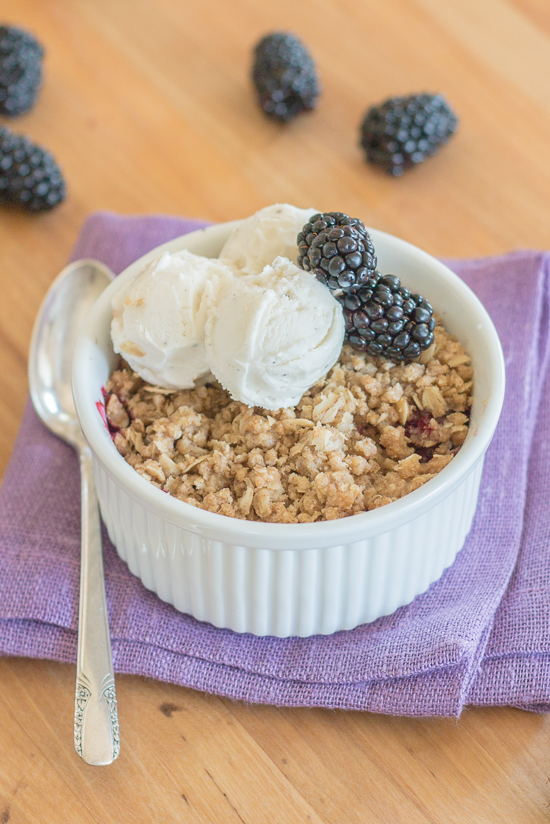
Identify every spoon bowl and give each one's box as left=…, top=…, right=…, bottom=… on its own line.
left=29, top=259, right=114, bottom=444
left=28, top=258, right=120, bottom=766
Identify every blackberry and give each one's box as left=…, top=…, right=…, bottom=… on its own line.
left=251, top=32, right=320, bottom=123
left=0, top=25, right=44, bottom=116
left=0, top=126, right=66, bottom=212
left=297, top=212, right=377, bottom=293
left=359, top=93, right=458, bottom=176
left=340, top=272, right=435, bottom=361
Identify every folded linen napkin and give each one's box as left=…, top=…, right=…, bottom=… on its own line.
left=1, top=212, right=549, bottom=717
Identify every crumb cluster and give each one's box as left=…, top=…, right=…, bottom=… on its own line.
left=104, top=325, right=472, bottom=523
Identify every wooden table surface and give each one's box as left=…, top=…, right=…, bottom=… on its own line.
left=2, top=1, right=550, bottom=821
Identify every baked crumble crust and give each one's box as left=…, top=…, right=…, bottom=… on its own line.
left=104, top=324, right=473, bottom=523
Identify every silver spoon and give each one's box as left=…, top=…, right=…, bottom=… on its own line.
left=28, top=259, right=119, bottom=766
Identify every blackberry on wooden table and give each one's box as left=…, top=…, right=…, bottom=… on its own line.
left=251, top=32, right=320, bottom=123
left=0, top=24, right=43, bottom=116
left=0, top=125, right=66, bottom=212
left=359, top=93, right=458, bottom=175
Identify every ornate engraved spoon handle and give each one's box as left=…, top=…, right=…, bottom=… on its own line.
left=74, top=445, right=119, bottom=765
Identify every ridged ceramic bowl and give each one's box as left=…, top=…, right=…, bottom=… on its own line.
left=72, top=222, right=505, bottom=637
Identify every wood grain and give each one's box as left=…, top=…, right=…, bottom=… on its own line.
left=1, top=1, right=550, bottom=821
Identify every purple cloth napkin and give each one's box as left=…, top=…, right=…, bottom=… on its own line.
left=1, top=212, right=549, bottom=717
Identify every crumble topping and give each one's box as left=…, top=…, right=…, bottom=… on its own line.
left=104, top=324, right=472, bottom=523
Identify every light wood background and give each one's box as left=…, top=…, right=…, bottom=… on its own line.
left=1, top=1, right=550, bottom=821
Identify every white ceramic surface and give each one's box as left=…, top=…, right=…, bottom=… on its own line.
left=72, top=222, right=505, bottom=637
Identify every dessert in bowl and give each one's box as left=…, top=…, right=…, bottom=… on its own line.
left=72, top=206, right=505, bottom=637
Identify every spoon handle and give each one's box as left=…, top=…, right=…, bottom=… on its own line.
left=74, top=444, right=120, bottom=765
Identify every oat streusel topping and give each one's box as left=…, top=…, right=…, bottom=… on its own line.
left=104, top=324, right=473, bottom=523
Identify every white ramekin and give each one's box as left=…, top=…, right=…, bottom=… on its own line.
left=72, top=222, right=505, bottom=637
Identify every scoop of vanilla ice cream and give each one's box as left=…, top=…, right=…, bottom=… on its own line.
left=111, top=250, right=234, bottom=388
left=219, top=203, right=318, bottom=275
left=204, top=256, right=345, bottom=409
